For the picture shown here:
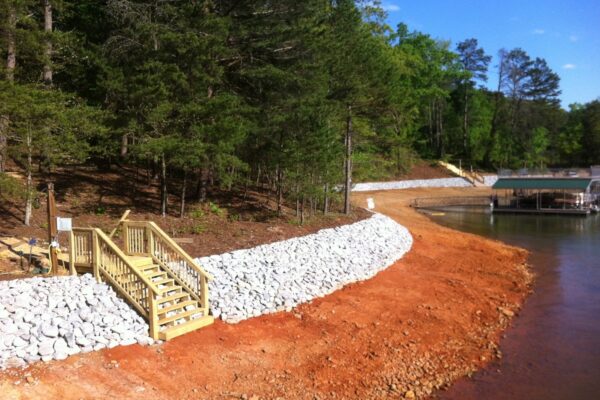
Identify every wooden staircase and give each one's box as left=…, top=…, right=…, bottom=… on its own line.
left=438, top=160, right=486, bottom=187
left=136, top=257, right=213, bottom=340
left=69, top=221, right=214, bottom=341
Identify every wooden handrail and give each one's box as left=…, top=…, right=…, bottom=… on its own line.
left=94, top=228, right=159, bottom=295
left=128, top=220, right=214, bottom=281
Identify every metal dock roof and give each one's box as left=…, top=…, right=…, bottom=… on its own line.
left=492, top=178, right=592, bottom=191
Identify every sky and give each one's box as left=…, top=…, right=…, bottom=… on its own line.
left=382, top=0, right=600, bottom=108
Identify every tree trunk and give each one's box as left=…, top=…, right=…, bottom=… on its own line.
left=196, top=168, right=207, bottom=202
left=43, top=1, right=53, bottom=85
left=276, top=165, right=283, bottom=216
left=323, top=183, right=329, bottom=215
left=463, top=85, right=469, bottom=159
left=343, top=105, right=353, bottom=215
left=180, top=170, right=187, bottom=218
left=160, top=153, right=167, bottom=217
left=437, top=99, right=445, bottom=158
left=0, top=5, right=17, bottom=173
left=486, top=52, right=506, bottom=166
left=24, top=130, right=33, bottom=226
left=6, top=5, right=16, bottom=81
left=300, top=195, right=305, bottom=225
left=295, top=182, right=300, bottom=217
left=120, top=133, right=129, bottom=157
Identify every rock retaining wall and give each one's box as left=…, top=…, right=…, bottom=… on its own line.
left=0, top=275, right=151, bottom=370
left=351, top=175, right=500, bottom=192
left=351, top=177, right=472, bottom=192
left=198, top=213, right=413, bottom=323
left=0, top=213, right=413, bottom=369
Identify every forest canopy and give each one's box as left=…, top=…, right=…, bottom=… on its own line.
left=1, top=0, right=599, bottom=221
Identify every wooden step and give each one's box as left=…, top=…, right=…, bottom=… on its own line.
left=157, top=300, right=198, bottom=316
left=144, top=270, right=168, bottom=279
left=156, top=285, right=182, bottom=296
left=158, top=315, right=214, bottom=341
left=126, top=256, right=154, bottom=268
left=157, top=292, right=190, bottom=304
left=136, top=263, right=160, bottom=272
left=158, top=308, right=203, bottom=326
left=153, top=278, right=175, bottom=286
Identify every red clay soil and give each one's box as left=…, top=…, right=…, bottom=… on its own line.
left=0, top=187, right=532, bottom=400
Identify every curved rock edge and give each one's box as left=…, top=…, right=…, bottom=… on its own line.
left=197, top=212, right=413, bottom=323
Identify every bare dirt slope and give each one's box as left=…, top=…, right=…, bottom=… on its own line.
left=0, top=187, right=532, bottom=400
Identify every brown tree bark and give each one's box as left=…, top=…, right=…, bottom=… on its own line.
left=24, top=128, right=33, bottom=226
left=343, top=105, right=353, bottom=215
left=180, top=170, right=187, bottom=218
left=120, top=134, right=129, bottom=157
left=0, top=4, right=17, bottom=173
left=160, top=153, right=167, bottom=217
left=43, top=0, right=53, bottom=85
left=463, top=86, right=469, bottom=159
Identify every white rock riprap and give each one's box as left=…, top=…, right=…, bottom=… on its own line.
left=197, top=213, right=413, bottom=323
left=0, top=275, right=151, bottom=370
left=351, top=177, right=472, bottom=192
left=483, top=175, right=498, bottom=186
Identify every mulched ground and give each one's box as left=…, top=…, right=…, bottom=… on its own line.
left=1, top=164, right=368, bottom=276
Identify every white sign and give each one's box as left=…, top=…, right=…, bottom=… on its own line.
left=56, top=217, right=73, bottom=232
left=366, top=198, right=375, bottom=210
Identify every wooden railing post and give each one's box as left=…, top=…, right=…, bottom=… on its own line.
left=148, top=290, right=159, bottom=340
left=92, top=230, right=101, bottom=282
left=146, top=225, right=154, bottom=258
left=68, top=230, right=76, bottom=276
left=200, top=275, right=209, bottom=311
left=122, top=221, right=130, bottom=255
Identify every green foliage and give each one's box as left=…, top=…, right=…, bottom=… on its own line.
left=189, top=207, right=205, bottom=219
left=208, top=202, right=224, bottom=217
left=190, top=223, right=206, bottom=235
left=0, top=0, right=596, bottom=225
left=0, top=173, right=25, bottom=200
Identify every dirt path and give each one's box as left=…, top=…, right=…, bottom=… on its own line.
left=0, top=187, right=532, bottom=400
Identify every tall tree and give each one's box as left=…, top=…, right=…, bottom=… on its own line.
left=0, top=1, right=18, bottom=172
left=456, top=38, right=491, bottom=159
left=42, top=0, right=53, bottom=84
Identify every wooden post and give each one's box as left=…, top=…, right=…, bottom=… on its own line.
left=200, top=276, right=209, bottom=311
left=47, top=183, right=59, bottom=275
left=147, top=225, right=154, bottom=258
left=109, top=209, right=130, bottom=239
left=68, top=230, right=76, bottom=275
left=92, top=231, right=100, bottom=282
left=122, top=221, right=129, bottom=255
left=148, top=291, right=159, bottom=340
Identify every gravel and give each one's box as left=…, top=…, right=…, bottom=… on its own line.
left=0, top=212, right=413, bottom=368
left=351, top=177, right=472, bottom=192
left=197, top=212, right=413, bottom=323
left=0, top=275, right=151, bottom=370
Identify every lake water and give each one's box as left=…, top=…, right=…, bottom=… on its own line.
left=428, top=208, right=600, bottom=399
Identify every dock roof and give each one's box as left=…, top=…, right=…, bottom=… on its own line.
left=492, top=178, right=592, bottom=191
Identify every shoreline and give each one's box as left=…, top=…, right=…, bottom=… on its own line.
left=0, top=187, right=532, bottom=400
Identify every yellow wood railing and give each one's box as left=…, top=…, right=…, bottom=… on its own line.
left=122, top=220, right=213, bottom=310
left=439, top=161, right=485, bottom=186
left=70, top=227, right=161, bottom=338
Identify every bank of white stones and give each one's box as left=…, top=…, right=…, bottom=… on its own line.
left=351, top=177, right=473, bottom=192
left=198, top=213, right=413, bottom=323
left=0, top=212, right=412, bottom=368
left=0, top=275, right=151, bottom=370
left=351, top=175, right=500, bottom=192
